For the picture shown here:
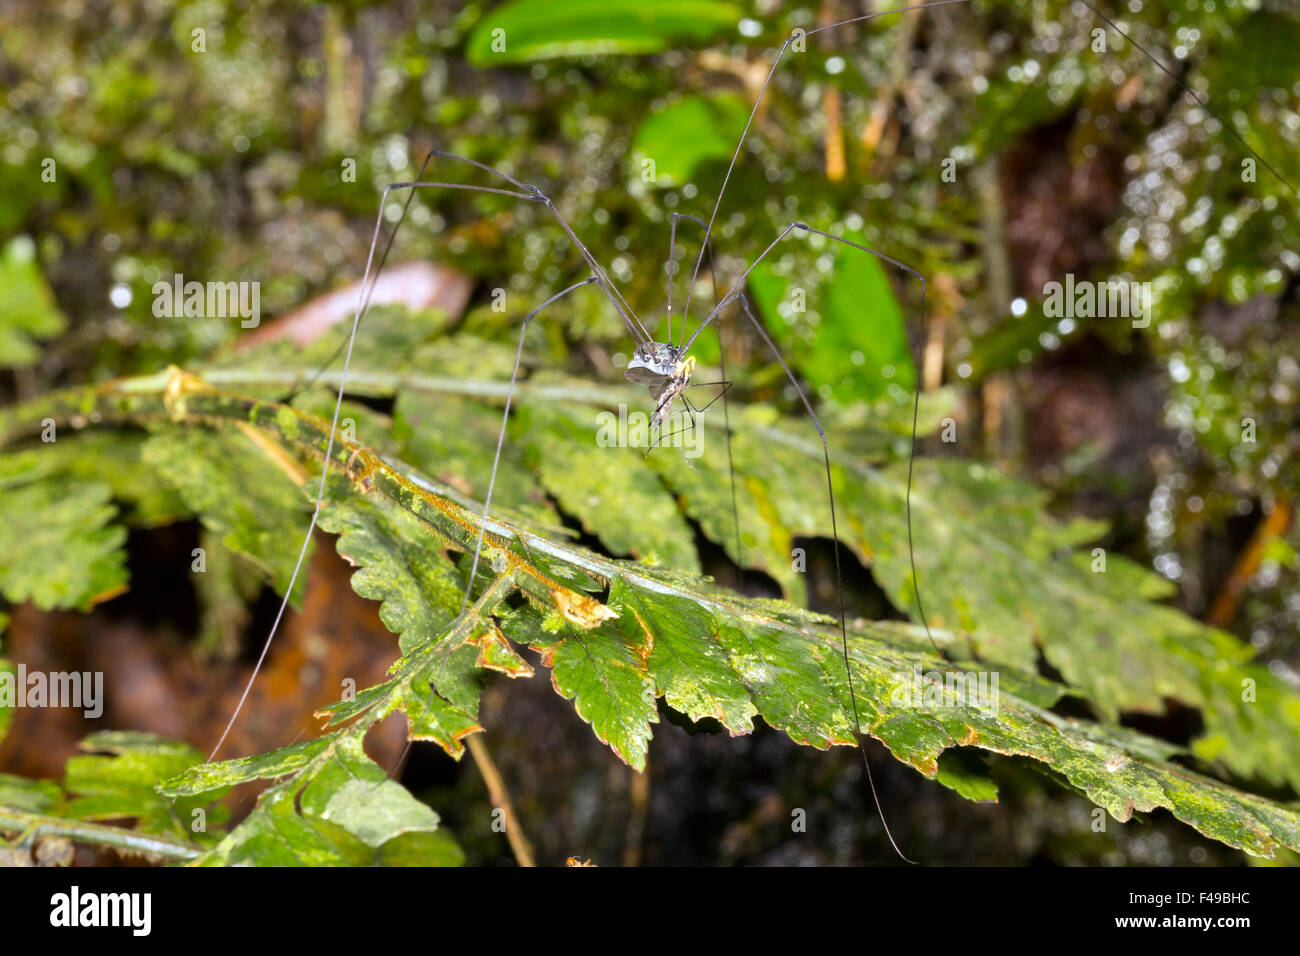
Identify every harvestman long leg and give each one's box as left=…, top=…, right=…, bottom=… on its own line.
left=664, top=0, right=1286, bottom=861
left=374, top=273, right=601, bottom=786
left=679, top=217, right=958, bottom=861
left=687, top=222, right=945, bottom=661
left=359, top=6, right=962, bottom=846
left=653, top=212, right=745, bottom=571
left=678, top=0, right=972, bottom=325
left=671, top=0, right=969, bottom=669
left=207, top=150, right=645, bottom=763
left=458, top=274, right=600, bottom=611
left=744, top=285, right=919, bottom=863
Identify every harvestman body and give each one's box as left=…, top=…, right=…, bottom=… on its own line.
left=208, top=1, right=981, bottom=862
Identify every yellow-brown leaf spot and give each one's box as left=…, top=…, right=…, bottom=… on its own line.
left=162, top=365, right=213, bottom=419
left=84, top=580, right=129, bottom=610
left=236, top=420, right=309, bottom=486
left=409, top=720, right=484, bottom=761
left=473, top=623, right=535, bottom=678
left=552, top=587, right=619, bottom=630
left=623, top=609, right=656, bottom=663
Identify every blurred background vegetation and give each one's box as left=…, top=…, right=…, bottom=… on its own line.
left=1, top=0, right=1297, bottom=864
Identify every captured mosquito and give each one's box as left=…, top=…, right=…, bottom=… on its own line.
left=626, top=343, right=696, bottom=434
left=208, top=1, right=974, bottom=862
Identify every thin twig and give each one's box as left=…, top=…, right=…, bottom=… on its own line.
left=466, top=733, right=535, bottom=868
left=820, top=0, right=846, bottom=182
left=1206, top=497, right=1293, bottom=628
left=621, top=762, right=650, bottom=867
left=860, top=0, right=925, bottom=165
left=974, top=159, right=1013, bottom=462
left=0, top=809, right=202, bottom=862
left=822, top=87, right=846, bottom=182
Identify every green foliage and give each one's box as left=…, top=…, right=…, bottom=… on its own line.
left=151, top=369, right=1300, bottom=857
left=0, top=473, right=127, bottom=612
left=0, top=772, right=59, bottom=815
left=397, top=391, right=559, bottom=529
left=161, top=733, right=461, bottom=866
left=0, top=732, right=226, bottom=860
left=518, top=402, right=702, bottom=574
left=2, top=0, right=1298, bottom=865
left=3, top=341, right=1298, bottom=861
left=60, top=732, right=226, bottom=842
left=962, top=302, right=1058, bottom=381
left=466, top=0, right=741, bottom=65
left=0, top=237, right=67, bottom=369
left=749, top=235, right=915, bottom=403
left=631, top=94, right=750, bottom=185
left=141, top=427, right=313, bottom=604
left=0, top=725, right=460, bottom=866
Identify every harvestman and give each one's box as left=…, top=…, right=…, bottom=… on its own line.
left=209, top=1, right=975, bottom=862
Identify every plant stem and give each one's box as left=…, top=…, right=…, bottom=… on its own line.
left=0, top=366, right=613, bottom=630
left=0, top=808, right=201, bottom=862
left=622, top=761, right=650, bottom=868
left=1206, top=496, right=1293, bottom=628
left=466, top=734, right=535, bottom=868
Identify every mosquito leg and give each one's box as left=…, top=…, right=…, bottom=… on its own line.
left=677, top=395, right=701, bottom=472
left=459, top=275, right=601, bottom=613
left=641, top=383, right=732, bottom=474
left=643, top=398, right=685, bottom=456
left=642, top=413, right=666, bottom=457
left=644, top=384, right=736, bottom=459
left=644, top=393, right=700, bottom=470
left=683, top=395, right=703, bottom=471
left=644, top=383, right=734, bottom=459
left=642, top=391, right=689, bottom=449
left=683, top=379, right=734, bottom=414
